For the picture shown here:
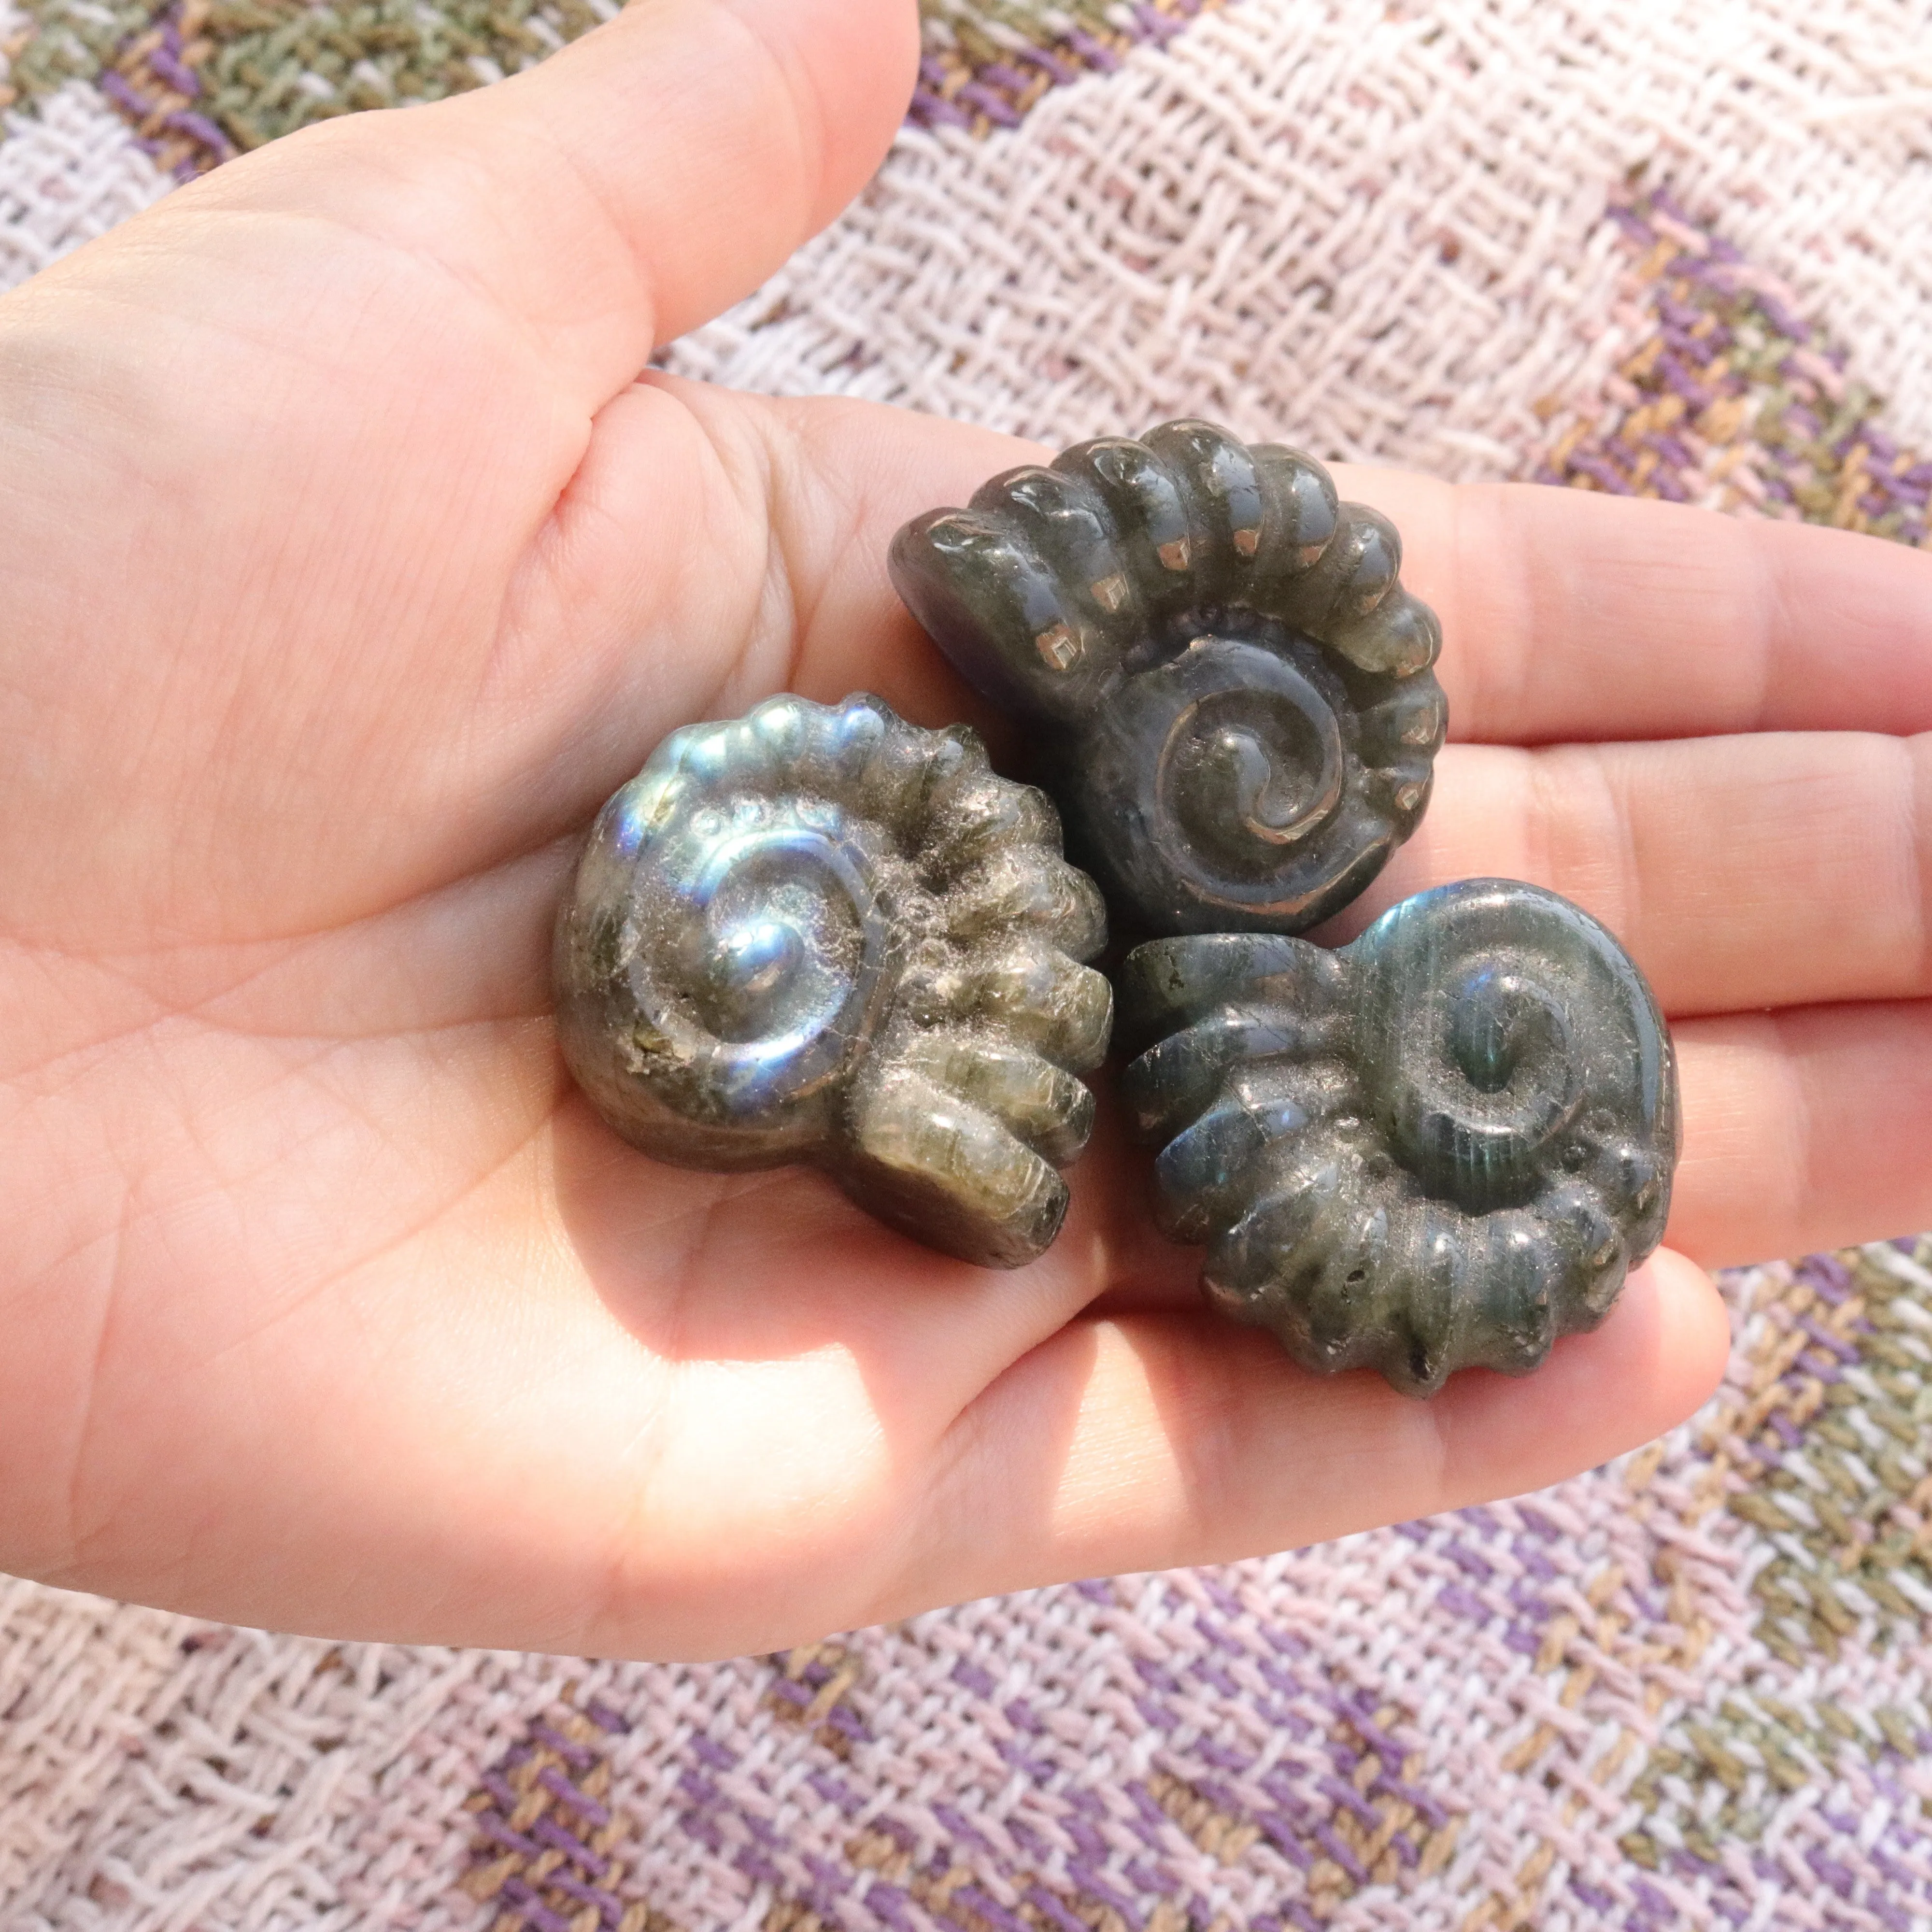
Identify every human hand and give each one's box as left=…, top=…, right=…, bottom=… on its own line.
left=1, top=0, right=1925, bottom=1661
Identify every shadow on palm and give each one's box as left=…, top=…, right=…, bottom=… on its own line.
left=547, top=1070, right=1188, bottom=1416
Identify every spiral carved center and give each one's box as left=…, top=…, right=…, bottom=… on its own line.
left=1221, top=729, right=1332, bottom=846
left=1447, top=966, right=1565, bottom=1094
left=1394, top=965, right=1580, bottom=1207
left=661, top=826, right=885, bottom=1103
left=1144, top=637, right=1350, bottom=908
left=1187, top=697, right=1345, bottom=853
left=708, top=918, right=804, bottom=1023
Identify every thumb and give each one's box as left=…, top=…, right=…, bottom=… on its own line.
left=184, top=0, right=920, bottom=408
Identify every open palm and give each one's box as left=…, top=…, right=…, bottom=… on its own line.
left=1, top=0, right=1926, bottom=1661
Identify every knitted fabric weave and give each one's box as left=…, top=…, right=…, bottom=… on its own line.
left=0, top=3, right=1929, bottom=1929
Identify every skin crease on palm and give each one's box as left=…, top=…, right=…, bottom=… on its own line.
left=0, top=0, right=1927, bottom=1665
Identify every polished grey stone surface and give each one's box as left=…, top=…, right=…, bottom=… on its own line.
left=554, top=693, right=1112, bottom=1267
left=890, top=419, right=1446, bottom=937
left=1118, top=880, right=1680, bottom=1394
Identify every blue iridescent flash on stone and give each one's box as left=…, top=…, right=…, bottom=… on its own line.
left=554, top=693, right=1113, bottom=1267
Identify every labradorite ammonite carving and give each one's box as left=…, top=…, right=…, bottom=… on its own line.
left=1117, top=881, right=1680, bottom=1394
left=889, top=419, right=1446, bottom=937
left=554, top=693, right=1113, bottom=1268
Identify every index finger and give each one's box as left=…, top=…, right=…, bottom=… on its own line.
left=541, top=398, right=1932, bottom=844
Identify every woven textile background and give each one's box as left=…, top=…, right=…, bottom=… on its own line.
left=2, top=2, right=1930, bottom=1928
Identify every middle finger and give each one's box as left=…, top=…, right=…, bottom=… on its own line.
left=1314, top=729, right=1932, bottom=1017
